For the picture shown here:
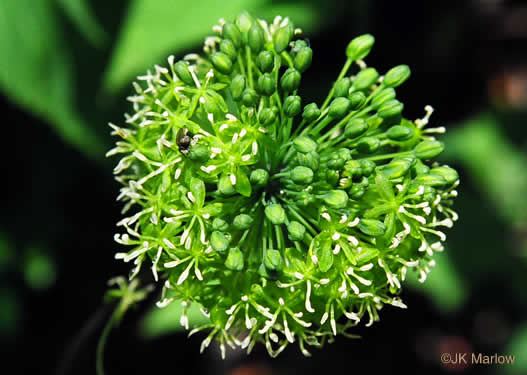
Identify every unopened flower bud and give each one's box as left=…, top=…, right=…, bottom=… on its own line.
left=386, top=124, right=414, bottom=141
left=414, top=140, right=444, bottom=159
left=377, top=157, right=413, bottom=178
left=248, top=23, right=265, bottom=53
left=429, top=166, right=459, bottom=184
left=187, top=144, right=210, bottom=162
left=257, top=51, right=274, bottom=73
left=291, top=166, right=314, bottom=184
left=296, top=151, right=320, bottom=171
left=378, top=99, right=403, bottom=119
left=174, top=61, right=194, bottom=85
left=345, top=118, right=369, bottom=138
left=383, top=65, right=411, bottom=88
left=222, top=22, right=242, bottom=47
left=414, top=173, right=447, bottom=187
left=323, top=190, right=349, bottom=208
left=281, top=68, right=301, bottom=92
left=233, top=214, right=254, bottom=230
left=219, top=39, right=237, bottom=60
left=371, top=87, right=396, bottom=109
left=360, top=159, right=376, bottom=176
left=284, top=95, right=301, bottom=117
left=211, top=52, right=233, bottom=74
left=231, top=74, right=246, bottom=100
left=250, top=169, right=269, bottom=185
left=302, top=103, right=320, bottom=122
left=359, top=218, right=386, bottom=236
left=346, top=34, right=375, bottom=61
left=225, top=247, right=244, bottom=271
left=293, top=136, right=317, bottom=153
left=211, top=231, right=230, bottom=253
left=348, top=91, right=366, bottom=110
left=263, top=249, right=283, bottom=271
left=265, top=203, right=286, bottom=224
left=212, top=218, right=229, bottom=231
left=328, top=97, right=351, bottom=119
left=258, top=106, right=277, bottom=125
left=241, top=88, right=259, bottom=107
left=257, top=73, right=276, bottom=96
left=287, top=221, right=306, bottom=241
left=235, top=11, right=253, bottom=33
left=357, top=137, right=380, bottom=153
left=353, top=67, right=379, bottom=91
left=273, top=24, right=294, bottom=53
left=218, top=174, right=236, bottom=195
left=294, top=47, right=313, bottom=73
left=334, top=78, right=351, bottom=98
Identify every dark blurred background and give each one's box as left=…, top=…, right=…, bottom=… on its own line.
left=1, top=0, right=527, bottom=374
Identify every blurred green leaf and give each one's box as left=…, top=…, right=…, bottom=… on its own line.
left=443, top=113, right=527, bottom=222
left=0, top=0, right=104, bottom=160
left=103, top=0, right=322, bottom=93
left=406, top=251, right=467, bottom=313
left=56, top=0, right=107, bottom=46
left=0, top=289, right=22, bottom=336
left=140, top=301, right=209, bottom=338
left=504, top=323, right=527, bottom=373
left=0, top=232, right=12, bottom=267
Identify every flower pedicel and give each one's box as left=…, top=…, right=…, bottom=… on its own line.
left=108, top=12, right=459, bottom=358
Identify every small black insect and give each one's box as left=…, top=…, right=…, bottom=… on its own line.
left=176, top=128, right=192, bottom=154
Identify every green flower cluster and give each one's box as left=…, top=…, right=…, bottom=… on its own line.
left=108, top=12, right=459, bottom=358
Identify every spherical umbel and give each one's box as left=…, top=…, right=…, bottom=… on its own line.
left=108, top=12, right=459, bottom=359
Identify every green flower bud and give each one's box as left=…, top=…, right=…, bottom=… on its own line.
left=187, top=144, right=210, bottom=162
left=257, top=73, right=276, bottom=96
left=273, top=24, right=294, bottom=53
left=328, top=97, right=351, bottom=119
left=334, top=78, right=351, bottom=98
left=302, top=103, right=320, bottom=122
left=258, top=107, right=277, bottom=125
left=327, top=169, right=339, bottom=186
left=349, top=184, right=365, bottom=199
left=414, top=140, right=444, bottom=159
left=359, top=218, right=386, bottom=236
left=345, top=118, right=369, bottom=138
left=235, top=11, right=253, bottom=33
left=344, top=159, right=361, bottom=177
left=233, top=214, right=254, bottom=230
left=241, top=88, right=259, bottom=107
left=248, top=23, right=265, bottom=53
left=231, top=74, right=246, bottom=100
left=377, top=157, right=412, bottom=178
left=212, top=218, right=229, bottom=232
left=294, top=47, right=313, bottom=73
left=353, top=68, right=379, bottom=90
left=284, top=95, right=301, bottom=117
left=378, top=99, right=403, bottom=118
left=296, top=150, right=320, bottom=171
left=293, top=136, right=317, bottom=153
left=219, top=39, right=237, bottom=60
left=322, top=190, right=349, bottom=209
left=371, top=87, right=396, bottom=109
left=265, top=203, right=286, bottom=224
left=211, top=231, right=230, bottom=253
left=429, top=166, right=459, bottom=184
left=412, top=160, right=430, bottom=175
left=360, top=159, right=376, bottom=176
left=296, top=191, right=314, bottom=206
left=346, top=34, right=375, bottom=61
left=250, top=169, right=269, bottom=185
left=357, top=136, right=380, bottom=153
left=414, top=173, right=447, bottom=187
left=280, top=68, right=301, bottom=92
left=348, top=91, right=366, bottom=110
left=263, top=249, right=283, bottom=271
left=223, top=22, right=242, bottom=47
left=225, top=247, right=244, bottom=271
left=338, top=148, right=352, bottom=161
left=290, top=166, right=314, bottom=184
left=257, top=51, right=274, bottom=73
left=211, top=52, right=233, bottom=75
left=173, top=61, right=193, bottom=85
left=218, top=174, right=235, bottom=195
left=386, top=125, right=414, bottom=141
left=383, top=65, right=411, bottom=88
left=291, top=39, right=308, bottom=54
left=287, top=221, right=306, bottom=241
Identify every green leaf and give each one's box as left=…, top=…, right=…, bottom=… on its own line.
left=314, top=233, right=333, bottom=272
left=235, top=168, right=252, bottom=197
left=190, top=177, right=205, bottom=208
left=55, top=0, right=107, bottom=46
left=0, top=0, right=104, bottom=160
left=140, top=301, right=210, bottom=338
left=375, top=171, right=395, bottom=201
left=103, top=0, right=265, bottom=92
left=406, top=251, right=467, bottom=313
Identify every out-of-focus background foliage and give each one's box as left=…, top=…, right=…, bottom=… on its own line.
left=1, top=1, right=527, bottom=374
